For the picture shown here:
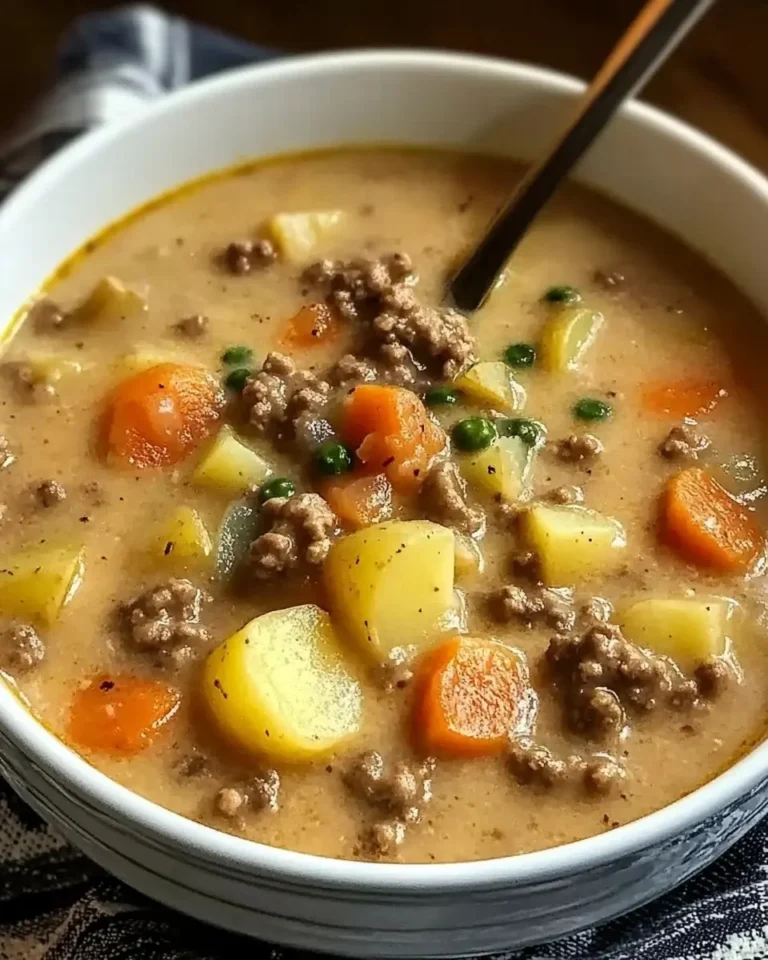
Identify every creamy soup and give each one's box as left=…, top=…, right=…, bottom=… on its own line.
left=1, top=148, right=767, bottom=864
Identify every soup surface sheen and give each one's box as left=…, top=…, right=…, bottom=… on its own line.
left=2, top=149, right=768, bottom=864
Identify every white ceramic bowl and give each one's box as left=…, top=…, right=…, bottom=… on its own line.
left=1, top=50, right=768, bottom=958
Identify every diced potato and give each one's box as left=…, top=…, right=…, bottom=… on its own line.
left=267, top=210, right=345, bottom=262
left=70, top=276, right=147, bottom=325
left=454, top=361, right=526, bottom=414
left=460, top=435, right=534, bottom=502
left=520, top=504, right=626, bottom=585
left=153, top=506, right=212, bottom=568
left=453, top=533, right=484, bottom=579
left=192, top=426, right=271, bottom=495
left=540, top=307, right=604, bottom=373
left=325, top=519, right=455, bottom=663
left=619, top=597, right=738, bottom=669
left=20, top=354, right=86, bottom=386
left=202, top=604, right=362, bottom=761
left=0, top=544, right=85, bottom=625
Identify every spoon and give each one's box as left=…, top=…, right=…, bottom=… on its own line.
left=449, top=0, right=718, bottom=313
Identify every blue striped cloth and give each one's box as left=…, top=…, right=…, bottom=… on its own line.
left=0, top=4, right=274, bottom=202
left=1, top=7, right=767, bottom=959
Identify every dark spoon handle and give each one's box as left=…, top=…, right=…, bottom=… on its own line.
left=449, top=0, right=717, bottom=313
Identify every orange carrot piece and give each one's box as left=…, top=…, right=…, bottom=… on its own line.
left=341, top=385, right=445, bottom=494
left=413, top=637, right=533, bottom=758
left=660, top=467, right=762, bottom=571
left=280, top=302, right=341, bottom=349
left=68, top=674, right=180, bottom=757
left=640, top=379, right=728, bottom=419
left=341, top=384, right=409, bottom=448
left=103, top=362, right=224, bottom=468
left=320, top=472, right=393, bottom=528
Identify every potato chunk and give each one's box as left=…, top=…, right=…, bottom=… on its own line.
left=153, top=506, right=212, bottom=568
left=324, top=519, right=455, bottom=663
left=203, top=604, right=363, bottom=761
left=454, top=361, right=526, bottom=413
left=540, top=307, right=603, bottom=373
left=70, top=276, right=147, bottom=325
left=460, top=435, right=534, bottom=502
left=619, top=597, right=737, bottom=669
left=267, top=210, right=345, bottom=262
left=0, top=544, right=85, bottom=625
left=192, top=426, right=271, bottom=494
left=520, top=504, right=626, bottom=585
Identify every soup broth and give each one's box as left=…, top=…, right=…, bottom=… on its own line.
left=1, top=148, right=767, bottom=863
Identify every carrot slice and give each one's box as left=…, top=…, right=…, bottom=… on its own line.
left=320, top=472, right=393, bottom=528
left=103, top=362, right=224, bottom=468
left=640, top=379, right=728, bottom=419
left=341, top=385, right=445, bottom=495
left=68, top=674, right=180, bottom=757
left=413, top=637, right=533, bottom=758
left=660, top=467, right=762, bottom=571
left=280, top=302, right=341, bottom=349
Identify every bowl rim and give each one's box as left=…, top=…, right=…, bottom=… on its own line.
left=2, top=46, right=768, bottom=893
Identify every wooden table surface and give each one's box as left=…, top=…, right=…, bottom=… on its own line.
left=1, top=0, right=766, bottom=172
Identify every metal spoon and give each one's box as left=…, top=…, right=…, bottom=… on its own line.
left=449, top=0, right=718, bottom=313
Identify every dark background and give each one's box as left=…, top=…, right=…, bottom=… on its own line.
left=1, top=0, right=767, bottom=170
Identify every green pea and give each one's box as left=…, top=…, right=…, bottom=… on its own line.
left=259, top=477, right=296, bottom=504
left=315, top=440, right=354, bottom=476
left=498, top=417, right=546, bottom=447
left=503, top=343, right=536, bottom=368
left=221, top=345, right=253, bottom=366
left=573, top=397, right=613, bottom=421
left=224, top=367, right=252, bottom=391
left=424, top=386, right=459, bottom=407
left=451, top=417, right=497, bottom=452
left=544, top=285, right=581, bottom=305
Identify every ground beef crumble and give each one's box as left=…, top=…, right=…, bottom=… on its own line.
left=327, top=353, right=379, bottom=386
left=545, top=622, right=712, bottom=740
left=303, top=253, right=416, bottom=321
left=249, top=493, right=337, bottom=579
left=242, top=352, right=332, bottom=450
left=345, top=751, right=434, bottom=858
left=658, top=424, right=710, bottom=460
left=695, top=656, right=731, bottom=698
left=420, top=460, right=484, bottom=536
left=553, top=434, right=603, bottom=464
left=489, top=583, right=575, bottom=632
left=304, top=254, right=475, bottom=379
left=215, top=769, right=281, bottom=819
left=120, top=578, right=209, bottom=664
left=221, top=238, right=277, bottom=274
left=362, top=819, right=408, bottom=857
left=579, top=596, right=613, bottom=627
left=543, top=484, right=584, bottom=505
left=508, top=738, right=626, bottom=795
left=35, top=479, right=67, bottom=507
left=174, top=749, right=209, bottom=780
left=1, top=623, right=45, bottom=672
